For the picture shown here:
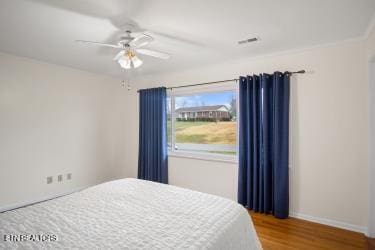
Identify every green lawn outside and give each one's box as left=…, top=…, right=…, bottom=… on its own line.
left=167, top=120, right=236, bottom=145
left=175, top=121, right=209, bottom=131
left=167, top=121, right=208, bottom=142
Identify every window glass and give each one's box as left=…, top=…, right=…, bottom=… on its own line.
left=168, top=91, right=237, bottom=156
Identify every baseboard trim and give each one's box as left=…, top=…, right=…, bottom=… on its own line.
left=367, top=229, right=375, bottom=238
left=290, top=212, right=367, bottom=235
left=0, top=186, right=89, bottom=213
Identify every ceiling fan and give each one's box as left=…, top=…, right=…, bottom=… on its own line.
left=76, top=30, right=170, bottom=69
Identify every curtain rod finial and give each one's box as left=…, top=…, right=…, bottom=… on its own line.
left=289, top=70, right=306, bottom=75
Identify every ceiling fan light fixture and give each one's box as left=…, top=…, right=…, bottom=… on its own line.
left=118, top=57, right=131, bottom=69
left=131, top=55, right=143, bottom=68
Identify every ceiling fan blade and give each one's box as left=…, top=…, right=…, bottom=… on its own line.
left=76, top=40, right=121, bottom=49
left=129, top=34, right=154, bottom=48
left=113, top=50, right=125, bottom=61
left=148, top=30, right=205, bottom=47
left=136, top=49, right=170, bottom=59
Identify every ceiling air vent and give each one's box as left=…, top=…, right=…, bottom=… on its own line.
left=238, top=37, right=259, bottom=45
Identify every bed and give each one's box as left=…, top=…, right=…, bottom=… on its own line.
left=0, top=178, right=261, bottom=249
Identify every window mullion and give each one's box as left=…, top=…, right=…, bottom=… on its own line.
left=171, top=96, right=176, bottom=152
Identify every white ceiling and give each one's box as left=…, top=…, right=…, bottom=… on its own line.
left=0, top=0, right=374, bottom=78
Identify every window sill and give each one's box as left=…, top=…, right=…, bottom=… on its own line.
left=168, top=151, right=238, bottom=164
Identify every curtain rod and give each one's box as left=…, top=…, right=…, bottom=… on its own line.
left=137, top=70, right=305, bottom=92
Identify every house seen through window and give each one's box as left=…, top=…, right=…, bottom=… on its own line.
left=167, top=90, right=237, bottom=158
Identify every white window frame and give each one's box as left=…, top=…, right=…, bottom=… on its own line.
left=167, top=85, right=239, bottom=163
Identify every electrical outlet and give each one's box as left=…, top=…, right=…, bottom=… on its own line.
left=58, top=174, right=63, bottom=182
left=47, top=176, right=53, bottom=184
left=67, top=173, right=72, bottom=180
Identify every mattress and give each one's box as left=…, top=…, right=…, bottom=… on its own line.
left=0, top=178, right=261, bottom=249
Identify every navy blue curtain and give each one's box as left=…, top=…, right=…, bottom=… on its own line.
left=238, top=72, right=290, bottom=219
left=138, top=87, right=168, bottom=184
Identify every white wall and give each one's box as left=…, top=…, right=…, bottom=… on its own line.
left=0, top=53, right=127, bottom=208
left=366, top=23, right=375, bottom=237
left=123, top=40, right=369, bottom=232
left=369, top=61, right=375, bottom=237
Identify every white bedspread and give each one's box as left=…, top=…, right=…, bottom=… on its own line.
left=0, top=178, right=261, bottom=249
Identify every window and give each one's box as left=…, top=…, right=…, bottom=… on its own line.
left=167, top=90, right=238, bottom=160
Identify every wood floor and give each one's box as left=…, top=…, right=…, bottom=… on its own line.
left=249, top=211, right=375, bottom=250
